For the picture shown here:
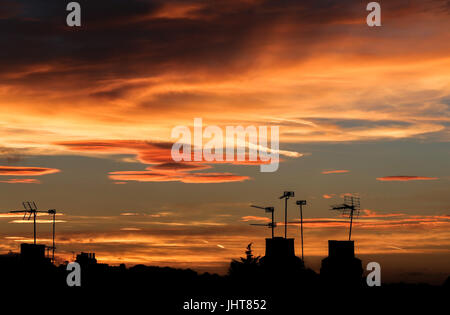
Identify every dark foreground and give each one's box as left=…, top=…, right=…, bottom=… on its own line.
left=0, top=250, right=448, bottom=313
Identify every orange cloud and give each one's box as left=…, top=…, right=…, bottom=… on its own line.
left=57, top=140, right=172, bottom=164
left=0, top=178, right=40, bottom=184
left=10, top=219, right=66, bottom=223
left=59, top=140, right=252, bottom=183
left=109, top=168, right=249, bottom=183
left=120, top=227, right=142, bottom=231
left=287, top=214, right=450, bottom=230
left=360, top=209, right=406, bottom=218
left=321, top=170, right=349, bottom=174
left=241, top=216, right=271, bottom=222
left=376, top=176, right=439, bottom=181
left=120, top=212, right=140, bottom=216
left=57, top=140, right=290, bottom=166
left=322, top=194, right=336, bottom=199
left=0, top=0, right=448, bottom=157
left=0, top=166, right=60, bottom=176
left=0, top=212, right=58, bottom=218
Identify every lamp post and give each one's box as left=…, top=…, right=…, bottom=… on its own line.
left=279, top=191, right=295, bottom=238
left=296, top=200, right=307, bottom=261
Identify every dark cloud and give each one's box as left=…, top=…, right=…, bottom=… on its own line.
left=1, top=0, right=448, bottom=120
left=89, top=82, right=152, bottom=100
left=0, top=0, right=411, bottom=85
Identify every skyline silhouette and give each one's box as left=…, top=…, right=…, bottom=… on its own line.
left=0, top=194, right=448, bottom=286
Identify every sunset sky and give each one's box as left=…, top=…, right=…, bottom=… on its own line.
left=0, top=0, right=449, bottom=284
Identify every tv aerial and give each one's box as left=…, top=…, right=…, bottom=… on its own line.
left=9, top=201, right=45, bottom=245
left=331, top=195, right=361, bottom=241
left=279, top=191, right=294, bottom=238
left=249, top=205, right=276, bottom=238
left=9, top=202, right=59, bottom=263
left=47, top=209, right=57, bottom=263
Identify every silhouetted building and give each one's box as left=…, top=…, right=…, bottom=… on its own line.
left=259, top=237, right=305, bottom=276
left=327, top=240, right=355, bottom=258
left=76, top=252, right=97, bottom=265
left=20, top=243, right=47, bottom=264
left=265, top=237, right=295, bottom=258
left=320, top=240, right=363, bottom=287
left=0, top=251, right=20, bottom=266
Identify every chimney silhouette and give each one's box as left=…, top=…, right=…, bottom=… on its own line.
left=320, top=240, right=363, bottom=287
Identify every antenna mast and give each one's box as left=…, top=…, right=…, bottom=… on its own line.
left=9, top=202, right=59, bottom=263
left=48, top=209, right=56, bottom=263
left=250, top=205, right=276, bottom=238
left=10, top=201, right=39, bottom=244
left=279, top=191, right=294, bottom=238
left=331, top=195, right=361, bottom=240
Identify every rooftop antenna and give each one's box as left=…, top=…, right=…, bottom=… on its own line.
left=48, top=209, right=56, bottom=263
left=9, top=203, right=58, bottom=262
left=9, top=201, right=43, bottom=245
left=295, top=200, right=307, bottom=261
left=250, top=205, right=276, bottom=238
left=279, top=191, right=294, bottom=238
left=331, top=195, right=361, bottom=241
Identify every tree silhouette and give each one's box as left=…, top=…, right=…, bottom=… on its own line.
left=228, top=243, right=261, bottom=279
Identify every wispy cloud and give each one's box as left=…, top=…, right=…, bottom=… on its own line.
left=321, top=170, right=350, bottom=174
left=58, top=140, right=279, bottom=183
left=0, top=166, right=60, bottom=176
left=0, top=0, right=448, bottom=161
left=241, top=216, right=271, bottom=222
left=109, top=169, right=249, bottom=184
left=10, top=219, right=66, bottom=223
left=360, top=209, right=406, bottom=218
left=376, top=176, right=439, bottom=181
left=0, top=178, right=40, bottom=184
